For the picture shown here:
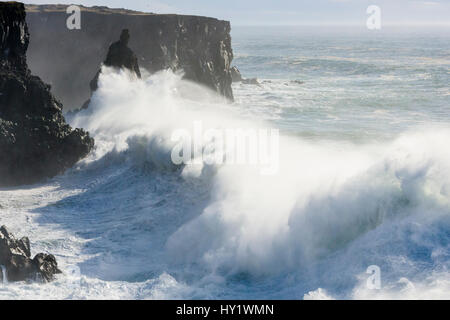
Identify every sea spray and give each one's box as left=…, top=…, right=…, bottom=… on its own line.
left=0, top=29, right=448, bottom=299
left=70, top=69, right=450, bottom=281
left=1, top=265, right=7, bottom=284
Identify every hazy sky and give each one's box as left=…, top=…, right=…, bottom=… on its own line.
left=23, top=0, right=450, bottom=26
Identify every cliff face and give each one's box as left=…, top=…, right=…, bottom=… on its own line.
left=25, top=5, right=234, bottom=110
left=0, top=3, right=28, bottom=73
left=0, top=2, right=94, bottom=187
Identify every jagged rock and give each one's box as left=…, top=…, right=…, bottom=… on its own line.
left=104, top=29, right=141, bottom=78
left=0, top=2, right=94, bottom=186
left=231, top=66, right=243, bottom=82
left=81, top=29, right=141, bottom=110
left=89, top=29, right=141, bottom=93
left=25, top=4, right=235, bottom=109
left=230, top=66, right=260, bottom=86
left=32, top=253, right=61, bottom=282
left=0, top=225, right=61, bottom=282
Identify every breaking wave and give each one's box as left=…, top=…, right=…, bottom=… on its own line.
left=1, top=67, right=449, bottom=299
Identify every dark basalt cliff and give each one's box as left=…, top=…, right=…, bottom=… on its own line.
left=0, top=2, right=94, bottom=187
left=25, top=4, right=234, bottom=110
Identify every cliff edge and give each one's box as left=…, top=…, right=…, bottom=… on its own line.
left=25, top=4, right=234, bottom=110
left=0, top=2, right=94, bottom=187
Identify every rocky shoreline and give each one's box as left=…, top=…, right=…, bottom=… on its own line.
left=0, top=225, right=61, bottom=283
left=0, top=1, right=239, bottom=283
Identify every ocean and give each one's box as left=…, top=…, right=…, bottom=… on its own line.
left=0, top=26, right=449, bottom=299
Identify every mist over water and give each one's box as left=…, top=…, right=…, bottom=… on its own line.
left=1, top=27, right=449, bottom=299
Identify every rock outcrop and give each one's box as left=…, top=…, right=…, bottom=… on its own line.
left=0, top=225, right=61, bottom=282
left=230, top=66, right=243, bottom=82
left=25, top=4, right=234, bottom=110
left=81, top=29, right=142, bottom=109
left=103, top=29, right=141, bottom=78
left=90, top=29, right=141, bottom=91
left=230, top=66, right=260, bottom=86
left=0, top=2, right=94, bottom=187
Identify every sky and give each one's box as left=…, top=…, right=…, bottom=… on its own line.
left=23, top=0, right=450, bottom=26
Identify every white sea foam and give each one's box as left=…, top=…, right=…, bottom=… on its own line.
left=0, top=67, right=449, bottom=299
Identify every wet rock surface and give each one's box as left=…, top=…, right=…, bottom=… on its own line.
left=231, top=66, right=243, bottom=82
left=0, top=225, right=61, bottom=282
left=230, top=66, right=260, bottom=86
left=0, top=2, right=94, bottom=186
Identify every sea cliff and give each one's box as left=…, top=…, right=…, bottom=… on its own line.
left=0, top=2, right=94, bottom=187
left=26, top=4, right=234, bottom=110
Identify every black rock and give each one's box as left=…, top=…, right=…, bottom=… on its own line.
left=89, top=29, right=141, bottom=93
left=32, top=253, right=61, bottom=282
left=26, top=5, right=235, bottom=109
left=230, top=66, right=260, bottom=86
left=105, top=29, right=141, bottom=78
left=0, top=2, right=94, bottom=186
left=0, top=225, right=62, bottom=282
left=231, top=66, right=243, bottom=82
left=81, top=29, right=142, bottom=110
